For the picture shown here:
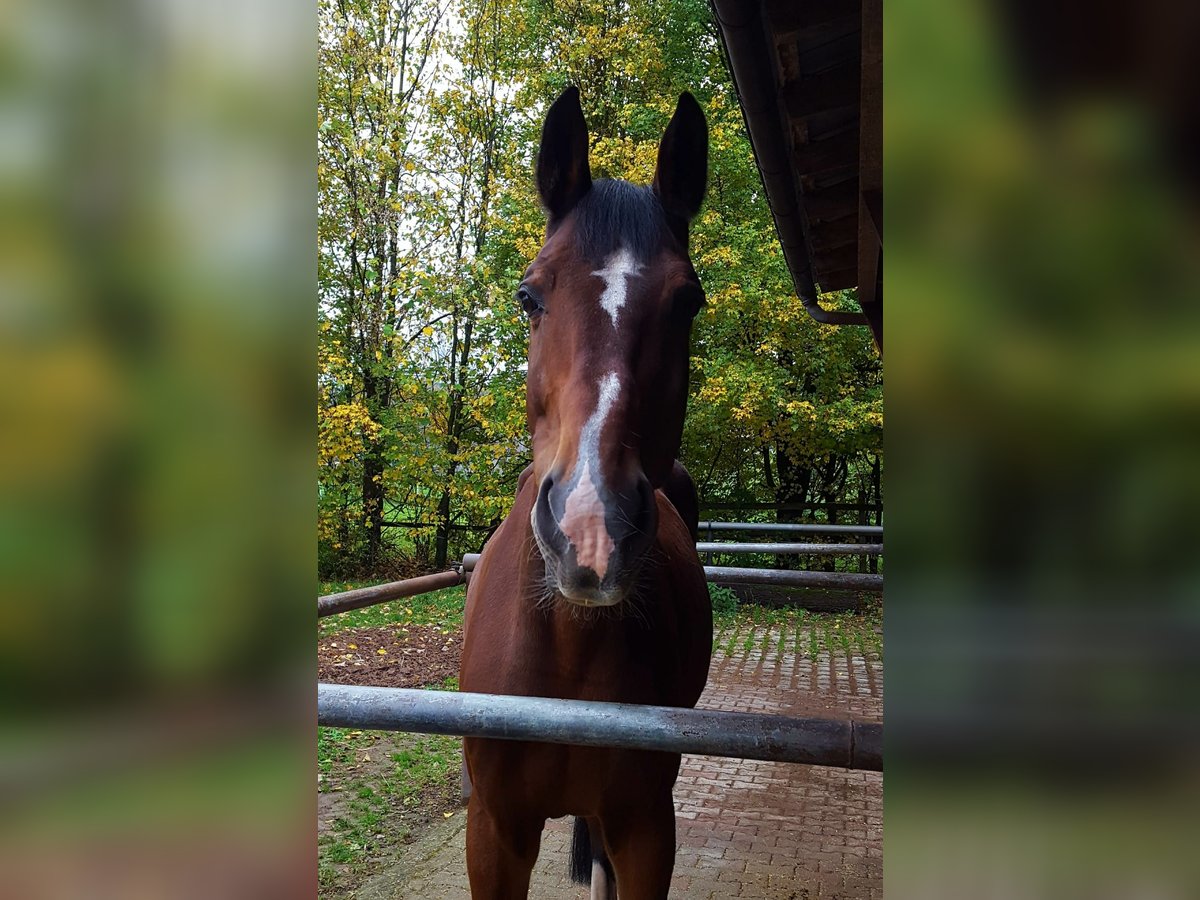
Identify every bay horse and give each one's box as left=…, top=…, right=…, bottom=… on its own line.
left=460, top=86, right=712, bottom=900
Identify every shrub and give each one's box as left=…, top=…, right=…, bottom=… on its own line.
left=708, top=584, right=739, bottom=619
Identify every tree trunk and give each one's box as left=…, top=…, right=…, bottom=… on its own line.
left=361, top=369, right=385, bottom=569
left=434, top=485, right=452, bottom=569
left=773, top=443, right=810, bottom=525
left=772, top=444, right=811, bottom=569
left=857, top=468, right=868, bottom=574
left=362, top=448, right=384, bottom=568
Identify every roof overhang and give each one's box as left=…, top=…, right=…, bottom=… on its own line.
left=712, top=0, right=882, bottom=353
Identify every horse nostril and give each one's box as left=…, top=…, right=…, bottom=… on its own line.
left=533, top=474, right=568, bottom=559
left=619, top=475, right=657, bottom=554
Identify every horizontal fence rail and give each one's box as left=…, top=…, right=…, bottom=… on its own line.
left=318, top=684, right=882, bottom=771
left=701, top=502, right=881, bottom=512
left=698, top=521, right=883, bottom=537
left=701, top=565, right=883, bottom=592
left=695, top=542, right=883, bottom=556
left=459, top=554, right=883, bottom=593
left=318, top=569, right=465, bottom=618
left=317, top=523, right=886, bottom=620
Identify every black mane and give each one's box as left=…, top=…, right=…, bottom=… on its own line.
left=565, top=179, right=672, bottom=264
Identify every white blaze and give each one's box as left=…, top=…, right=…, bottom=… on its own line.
left=592, top=247, right=642, bottom=328
left=558, top=372, right=621, bottom=578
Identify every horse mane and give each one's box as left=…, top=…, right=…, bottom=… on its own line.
left=566, top=178, right=672, bottom=264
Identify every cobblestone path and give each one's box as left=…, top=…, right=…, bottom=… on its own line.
left=352, top=621, right=882, bottom=899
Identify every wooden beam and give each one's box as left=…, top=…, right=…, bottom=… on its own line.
left=801, top=164, right=860, bottom=195
left=782, top=63, right=861, bottom=119
left=766, top=0, right=862, bottom=35
left=857, top=0, right=883, bottom=354
left=813, top=243, right=859, bottom=275
left=860, top=188, right=882, bottom=240
left=860, top=245, right=882, bottom=354
left=801, top=178, right=858, bottom=222
left=791, top=131, right=859, bottom=178
left=816, top=267, right=858, bottom=292
left=809, top=214, right=860, bottom=250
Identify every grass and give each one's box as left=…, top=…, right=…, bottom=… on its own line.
left=317, top=578, right=468, bottom=889
left=386, top=734, right=460, bottom=807
left=318, top=582, right=467, bottom=638
left=318, top=726, right=374, bottom=778
left=430, top=674, right=459, bottom=691
left=318, top=725, right=463, bottom=891
left=711, top=596, right=882, bottom=660
left=317, top=580, right=468, bottom=892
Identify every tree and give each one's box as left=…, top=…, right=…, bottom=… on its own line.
left=317, top=0, right=882, bottom=579
left=318, top=0, right=447, bottom=572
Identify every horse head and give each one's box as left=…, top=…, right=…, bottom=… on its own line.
left=521, top=86, right=708, bottom=607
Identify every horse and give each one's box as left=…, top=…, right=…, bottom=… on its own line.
left=460, top=86, right=712, bottom=900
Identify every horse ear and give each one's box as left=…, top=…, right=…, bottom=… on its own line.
left=653, top=92, right=708, bottom=225
left=536, top=86, right=592, bottom=219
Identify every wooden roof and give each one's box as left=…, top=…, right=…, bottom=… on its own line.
left=712, top=0, right=882, bottom=352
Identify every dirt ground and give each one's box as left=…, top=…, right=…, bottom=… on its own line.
left=318, top=624, right=462, bottom=689
left=318, top=624, right=466, bottom=896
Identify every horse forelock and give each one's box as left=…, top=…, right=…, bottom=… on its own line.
left=562, top=179, right=674, bottom=266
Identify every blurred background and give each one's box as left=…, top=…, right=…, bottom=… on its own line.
left=0, top=0, right=1197, bottom=897
left=0, top=0, right=313, bottom=896
left=888, top=0, right=1200, bottom=896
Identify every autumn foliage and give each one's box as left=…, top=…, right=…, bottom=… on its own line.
left=318, top=0, right=881, bottom=578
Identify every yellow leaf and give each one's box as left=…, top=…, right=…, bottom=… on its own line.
left=377, top=648, right=387, bottom=655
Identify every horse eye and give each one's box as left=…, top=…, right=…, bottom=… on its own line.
left=674, top=285, right=706, bottom=318
left=516, top=285, right=544, bottom=317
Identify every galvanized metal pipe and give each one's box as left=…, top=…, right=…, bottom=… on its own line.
left=318, top=684, right=882, bottom=771
left=696, top=542, right=883, bottom=556
left=459, top=554, right=882, bottom=593
left=704, top=565, right=883, bottom=592
left=698, top=521, right=883, bottom=537
left=318, top=569, right=465, bottom=618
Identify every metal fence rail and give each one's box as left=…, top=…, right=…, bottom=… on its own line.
left=318, top=569, right=466, bottom=618
left=316, top=522, right=885, bottom=623
left=695, top=542, right=883, bottom=556
left=699, top=521, right=883, bottom=537
left=318, top=683, right=882, bottom=771
left=701, top=565, right=883, bottom=592
left=459, top=554, right=883, bottom=593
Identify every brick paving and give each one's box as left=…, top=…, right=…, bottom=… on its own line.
left=352, top=622, right=882, bottom=899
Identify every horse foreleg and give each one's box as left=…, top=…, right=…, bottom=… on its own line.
left=465, top=795, right=542, bottom=900
left=602, top=795, right=677, bottom=900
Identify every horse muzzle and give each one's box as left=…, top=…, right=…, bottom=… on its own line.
left=531, top=468, right=657, bottom=607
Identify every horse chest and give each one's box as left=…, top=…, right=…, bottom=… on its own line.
left=468, top=602, right=679, bottom=705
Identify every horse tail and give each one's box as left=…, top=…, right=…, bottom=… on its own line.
left=568, top=817, right=592, bottom=883
left=568, top=817, right=615, bottom=894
